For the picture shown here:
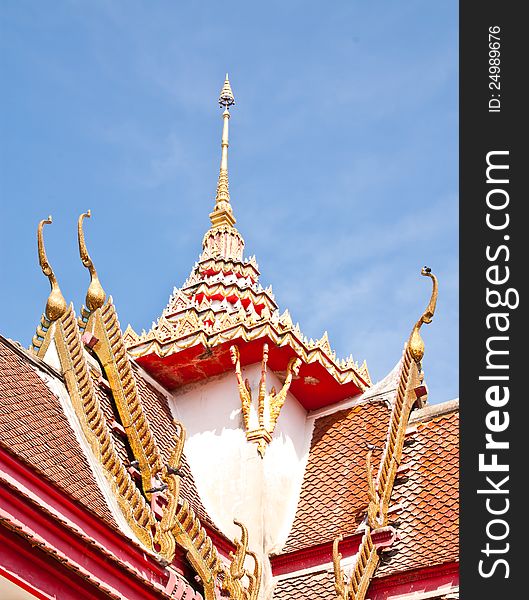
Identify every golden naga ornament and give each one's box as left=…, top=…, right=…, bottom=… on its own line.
left=332, top=266, right=440, bottom=600
left=230, top=343, right=301, bottom=457
left=37, top=216, right=67, bottom=322
left=32, top=216, right=67, bottom=355
left=408, top=267, right=438, bottom=364
left=78, top=210, right=106, bottom=312
left=221, top=520, right=261, bottom=600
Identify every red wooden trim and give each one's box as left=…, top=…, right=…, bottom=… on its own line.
left=0, top=565, right=54, bottom=600
left=0, top=491, right=167, bottom=599
left=367, top=561, right=459, bottom=599
left=0, top=446, right=151, bottom=562
left=0, top=445, right=186, bottom=576
left=0, top=446, right=204, bottom=599
left=271, top=535, right=361, bottom=576
left=271, top=527, right=396, bottom=577
left=0, top=525, right=111, bottom=600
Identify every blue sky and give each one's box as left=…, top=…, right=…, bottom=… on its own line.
left=0, top=1, right=458, bottom=403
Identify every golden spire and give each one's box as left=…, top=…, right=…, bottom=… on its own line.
left=37, top=216, right=67, bottom=322
left=408, top=267, right=438, bottom=363
left=78, top=210, right=106, bottom=312
left=209, top=74, right=236, bottom=228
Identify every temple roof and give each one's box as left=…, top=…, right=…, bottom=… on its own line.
left=0, top=77, right=457, bottom=600
left=124, top=77, right=371, bottom=409
left=0, top=334, right=215, bottom=538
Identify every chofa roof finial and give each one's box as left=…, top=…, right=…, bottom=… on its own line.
left=37, top=216, right=67, bottom=322
left=408, top=266, right=439, bottom=363
left=78, top=210, right=106, bottom=312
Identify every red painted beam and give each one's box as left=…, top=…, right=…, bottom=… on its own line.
left=0, top=446, right=203, bottom=599
left=0, top=525, right=112, bottom=600
left=367, top=561, right=459, bottom=599
left=0, top=446, right=167, bottom=573
left=271, top=527, right=396, bottom=577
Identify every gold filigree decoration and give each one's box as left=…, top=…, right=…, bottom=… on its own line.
left=54, top=301, right=224, bottom=597
left=409, top=267, right=438, bottom=364
left=221, top=520, right=261, bottom=600
left=230, top=343, right=301, bottom=457
left=333, top=534, right=348, bottom=600
left=153, top=421, right=222, bottom=599
left=170, top=499, right=221, bottom=599
left=78, top=210, right=106, bottom=312
left=365, top=450, right=379, bottom=529
left=155, top=421, right=186, bottom=558
left=53, top=305, right=156, bottom=549
left=332, top=268, right=439, bottom=599
left=86, top=298, right=223, bottom=597
left=230, top=346, right=252, bottom=431
left=91, top=299, right=164, bottom=498
left=32, top=216, right=67, bottom=355
left=31, top=313, right=52, bottom=356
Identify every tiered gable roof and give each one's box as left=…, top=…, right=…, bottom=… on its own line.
left=123, top=78, right=370, bottom=411
left=3, top=199, right=260, bottom=599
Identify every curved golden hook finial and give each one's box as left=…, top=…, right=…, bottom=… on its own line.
left=408, top=267, right=439, bottom=363
left=37, top=216, right=67, bottom=322
left=78, top=210, right=106, bottom=312
left=221, top=519, right=261, bottom=600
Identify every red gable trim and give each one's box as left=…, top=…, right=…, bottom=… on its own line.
left=368, top=561, right=459, bottom=599
left=0, top=446, right=200, bottom=599
left=0, top=526, right=112, bottom=600
left=271, top=528, right=396, bottom=577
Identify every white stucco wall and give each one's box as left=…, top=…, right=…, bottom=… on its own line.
left=169, top=363, right=314, bottom=560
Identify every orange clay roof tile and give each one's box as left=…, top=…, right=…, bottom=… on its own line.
left=375, top=408, right=459, bottom=577
left=273, top=570, right=335, bottom=599
left=282, top=401, right=390, bottom=553
left=0, top=336, right=116, bottom=526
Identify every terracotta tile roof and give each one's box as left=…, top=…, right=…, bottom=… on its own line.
left=282, top=401, right=390, bottom=553
left=0, top=332, right=218, bottom=544
left=375, top=405, right=459, bottom=577
left=273, top=570, right=335, bottom=599
left=0, top=336, right=116, bottom=526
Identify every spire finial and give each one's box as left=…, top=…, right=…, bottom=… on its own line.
left=78, top=210, right=106, bottom=312
left=37, top=216, right=67, bottom=322
left=202, top=75, right=245, bottom=260
left=218, top=73, right=235, bottom=109
left=210, top=74, right=236, bottom=228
